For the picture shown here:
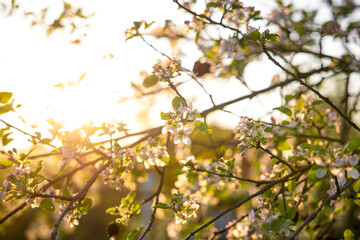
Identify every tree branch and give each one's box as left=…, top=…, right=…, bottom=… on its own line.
left=184, top=165, right=312, bottom=239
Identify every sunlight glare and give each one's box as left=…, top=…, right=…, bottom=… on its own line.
left=46, top=83, right=113, bottom=131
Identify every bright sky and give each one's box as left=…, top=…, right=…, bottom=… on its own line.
left=2, top=0, right=357, bottom=150
left=0, top=0, right=187, bottom=132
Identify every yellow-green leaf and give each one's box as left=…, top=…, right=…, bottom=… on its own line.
left=0, top=92, right=13, bottom=104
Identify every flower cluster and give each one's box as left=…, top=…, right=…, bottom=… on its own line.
left=162, top=102, right=201, bottom=145
left=59, top=202, right=82, bottom=228
left=137, top=139, right=169, bottom=169
left=166, top=192, right=199, bottom=224
left=101, top=146, right=137, bottom=191
left=184, top=16, right=207, bottom=32
left=227, top=210, right=259, bottom=239
left=0, top=160, right=44, bottom=200
left=278, top=95, right=317, bottom=129
left=61, top=129, right=88, bottom=167
left=300, top=145, right=360, bottom=182
left=324, top=108, right=341, bottom=133
left=260, top=163, right=283, bottom=181
left=152, top=58, right=182, bottom=82
left=217, top=1, right=261, bottom=27
left=235, top=117, right=271, bottom=153
left=124, top=27, right=138, bottom=39
left=220, top=37, right=245, bottom=61
left=175, top=157, right=239, bottom=206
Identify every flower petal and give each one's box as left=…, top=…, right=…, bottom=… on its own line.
left=348, top=168, right=360, bottom=179
left=162, top=126, right=168, bottom=134
left=316, top=168, right=327, bottom=178
left=182, top=135, right=191, bottom=145
left=349, top=156, right=359, bottom=166
left=174, top=135, right=181, bottom=144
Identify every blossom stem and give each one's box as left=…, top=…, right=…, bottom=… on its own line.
left=288, top=178, right=355, bottom=239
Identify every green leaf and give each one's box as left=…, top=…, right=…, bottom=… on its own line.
left=0, top=92, right=13, bottom=104
left=172, top=169, right=185, bottom=176
left=274, top=107, right=292, bottom=116
left=308, top=165, right=321, bottom=184
left=77, top=198, right=92, bottom=215
left=288, top=180, right=296, bottom=192
left=31, top=160, right=43, bottom=178
left=143, top=75, right=158, bottom=88
left=352, top=179, right=360, bottom=192
left=40, top=138, right=52, bottom=144
left=54, top=83, right=65, bottom=89
left=195, top=31, right=199, bottom=44
left=0, top=104, right=12, bottom=115
left=266, top=33, right=279, bottom=42
left=77, top=72, right=86, bottom=84
left=277, top=140, right=291, bottom=151
left=195, top=121, right=213, bottom=134
left=245, top=30, right=261, bottom=42
left=2, top=133, right=13, bottom=146
left=285, top=207, right=297, bottom=220
left=216, top=166, right=227, bottom=174
left=285, top=95, right=297, bottom=102
left=344, top=138, right=360, bottom=153
left=106, top=207, right=119, bottom=215
left=172, top=96, right=186, bottom=110
left=145, top=21, right=155, bottom=29
left=207, top=2, right=221, bottom=8
left=121, top=190, right=136, bottom=207
left=160, top=112, right=170, bottom=120
left=269, top=218, right=293, bottom=232
left=131, top=201, right=141, bottom=215
left=344, top=229, right=355, bottom=240
left=153, top=203, right=170, bottom=209
left=295, top=99, right=305, bottom=111
left=127, top=227, right=144, bottom=240
left=29, top=175, right=44, bottom=187
left=225, top=159, right=234, bottom=170
left=133, top=21, right=142, bottom=29
left=312, top=99, right=324, bottom=105
left=0, top=160, right=13, bottom=168
left=40, top=198, right=55, bottom=212
left=162, top=156, right=171, bottom=165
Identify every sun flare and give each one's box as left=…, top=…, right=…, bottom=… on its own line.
left=46, top=83, right=115, bottom=131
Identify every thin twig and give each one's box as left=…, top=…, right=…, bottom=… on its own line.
left=138, top=167, right=166, bottom=240
left=49, top=199, right=76, bottom=240
left=288, top=178, right=355, bottom=239
left=0, top=119, right=56, bottom=148
left=262, top=46, right=360, bottom=134
left=193, top=168, right=274, bottom=185
left=258, top=145, right=295, bottom=172
left=0, top=202, right=27, bottom=225
left=49, top=161, right=111, bottom=240
left=172, top=0, right=243, bottom=36
left=184, top=165, right=312, bottom=240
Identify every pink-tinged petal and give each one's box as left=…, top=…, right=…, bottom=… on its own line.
left=174, top=135, right=181, bottom=144
left=137, top=156, right=143, bottom=163
left=348, top=168, right=360, bottom=179
left=144, top=161, right=150, bottom=169
left=330, top=167, right=344, bottom=177
left=316, top=168, right=327, bottom=178
left=182, top=135, right=191, bottom=145
left=148, top=158, right=155, bottom=166
left=313, top=157, right=324, bottom=166
left=156, top=159, right=165, bottom=167
left=168, top=126, right=178, bottom=135
left=162, top=126, right=168, bottom=134
left=349, top=156, right=359, bottom=166
left=183, top=128, right=193, bottom=135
